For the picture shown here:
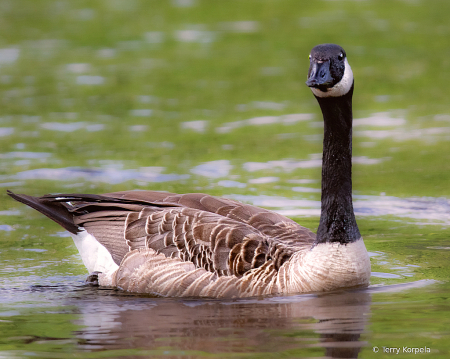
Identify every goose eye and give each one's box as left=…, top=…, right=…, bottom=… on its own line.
left=338, top=53, right=344, bottom=61
left=308, top=54, right=311, bottom=60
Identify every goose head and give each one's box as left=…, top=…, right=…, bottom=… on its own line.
left=306, top=43, right=354, bottom=98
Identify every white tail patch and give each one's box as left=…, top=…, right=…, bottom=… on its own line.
left=70, top=229, right=119, bottom=275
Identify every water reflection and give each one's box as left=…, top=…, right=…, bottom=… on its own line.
left=243, top=156, right=322, bottom=172
left=230, top=194, right=450, bottom=225
left=242, top=155, right=386, bottom=172
left=41, top=122, right=105, bottom=132
left=248, top=176, right=279, bottom=184
left=353, top=112, right=406, bottom=127
left=129, top=109, right=153, bottom=117
left=0, top=151, right=51, bottom=159
left=216, top=113, right=313, bottom=133
left=181, top=120, right=209, bottom=133
left=190, top=159, right=232, bottom=178
left=76, top=75, right=105, bottom=86
left=0, top=48, right=20, bottom=64
left=218, top=21, right=260, bottom=33
left=355, top=127, right=450, bottom=142
left=66, top=63, right=91, bottom=73
left=174, top=28, right=216, bottom=44
left=12, top=167, right=188, bottom=184
left=0, top=127, right=14, bottom=137
left=217, top=179, right=246, bottom=188
left=72, top=289, right=372, bottom=358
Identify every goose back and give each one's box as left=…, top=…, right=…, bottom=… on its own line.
left=10, top=190, right=316, bottom=283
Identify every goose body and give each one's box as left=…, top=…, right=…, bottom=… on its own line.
left=8, top=44, right=371, bottom=298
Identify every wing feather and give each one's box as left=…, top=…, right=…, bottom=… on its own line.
left=9, top=190, right=316, bottom=279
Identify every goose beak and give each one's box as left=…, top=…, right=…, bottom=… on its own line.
left=306, top=60, right=333, bottom=91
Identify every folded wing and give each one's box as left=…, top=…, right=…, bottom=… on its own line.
left=8, top=190, right=316, bottom=278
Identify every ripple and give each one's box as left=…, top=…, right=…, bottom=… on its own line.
left=218, top=21, right=259, bottom=33
left=13, top=167, right=188, bottom=184
left=367, top=279, right=437, bottom=293
left=353, top=112, right=406, bottom=127
left=355, top=127, right=450, bottom=141
left=0, top=181, right=24, bottom=188
left=287, top=179, right=318, bottom=184
left=260, top=67, right=284, bottom=76
left=227, top=194, right=319, bottom=213
left=216, top=113, right=313, bottom=133
left=181, top=120, right=209, bottom=133
left=353, top=156, right=388, bottom=165
left=434, top=114, right=450, bottom=122
left=0, top=128, right=14, bottom=137
left=66, top=63, right=91, bottom=73
left=248, top=177, right=279, bottom=184
left=97, top=48, right=116, bottom=58
left=172, top=0, right=196, bottom=7
left=41, top=122, right=105, bottom=132
left=217, top=180, right=246, bottom=188
left=76, top=75, right=105, bottom=85
left=130, top=109, right=153, bottom=117
left=190, top=160, right=232, bottom=178
left=368, top=251, right=384, bottom=257
left=371, top=272, right=402, bottom=279
left=129, top=125, right=149, bottom=132
left=0, top=225, right=13, bottom=231
left=228, top=193, right=450, bottom=225
left=146, top=141, right=174, bottom=149
left=23, top=248, right=47, bottom=253
left=243, top=155, right=387, bottom=172
left=252, top=101, right=286, bottom=111
left=0, top=210, right=21, bottom=216
left=0, top=48, right=20, bottom=64
left=174, top=29, right=215, bottom=43
left=0, top=152, right=51, bottom=159
left=292, top=186, right=320, bottom=193
left=353, top=195, right=450, bottom=224
left=351, top=112, right=450, bottom=142
left=243, top=156, right=322, bottom=172
left=144, top=31, right=165, bottom=43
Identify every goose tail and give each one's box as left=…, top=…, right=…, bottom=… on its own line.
left=7, top=190, right=79, bottom=234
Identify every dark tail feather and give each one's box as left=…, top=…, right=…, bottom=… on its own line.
left=7, top=190, right=79, bottom=234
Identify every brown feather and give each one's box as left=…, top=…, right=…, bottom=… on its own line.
left=8, top=189, right=319, bottom=294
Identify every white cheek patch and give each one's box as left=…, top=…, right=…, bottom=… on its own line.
left=311, top=58, right=354, bottom=98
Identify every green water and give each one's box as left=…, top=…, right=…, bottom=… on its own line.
left=1, top=0, right=449, bottom=357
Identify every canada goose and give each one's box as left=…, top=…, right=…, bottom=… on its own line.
left=8, top=43, right=371, bottom=298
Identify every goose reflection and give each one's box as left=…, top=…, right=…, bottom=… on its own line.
left=72, top=289, right=372, bottom=358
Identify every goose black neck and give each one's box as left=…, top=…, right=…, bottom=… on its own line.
left=314, top=83, right=360, bottom=245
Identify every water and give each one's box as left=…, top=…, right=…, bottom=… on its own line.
left=1, top=0, right=450, bottom=357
